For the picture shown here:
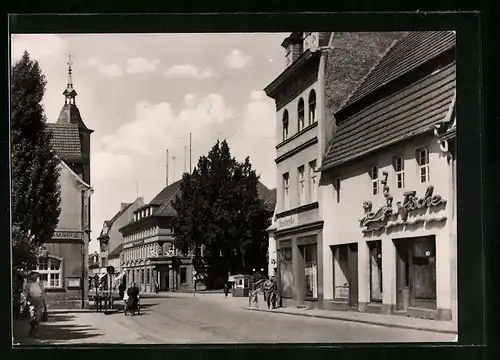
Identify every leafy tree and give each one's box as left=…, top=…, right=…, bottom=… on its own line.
left=172, top=140, right=271, bottom=288
left=11, top=51, right=61, bottom=277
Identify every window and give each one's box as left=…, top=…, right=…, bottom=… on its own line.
left=368, top=241, right=383, bottom=302
left=334, top=178, right=341, bottom=203
left=141, top=269, right=144, bottom=284
left=298, top=98, right=305, bottom=132
left=394, top=156, right=405, bottom=188
left=283, top=173, right=290, bottom=210
left=282, top=110, right=289, bottom=141
left=300, top=243, right=318, bottom=298
left=417, top=149, right=430, bottom=183
left=308, top=90, right=316, bottom=124
left=180, top=267, right=187, bottom=284
left=371, top=165, right=379, bottom=195
left=298, top=166, right=306, bottom=206
left=37, top=257, right=62, bottom=289
left=308, top=160, right=317, bottom=202
left=146, top=268, right=150, bottom=284
left=101, top=257, right=107, bottom=268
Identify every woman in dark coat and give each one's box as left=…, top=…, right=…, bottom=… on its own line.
left=125, top=283, right=140, bottom=315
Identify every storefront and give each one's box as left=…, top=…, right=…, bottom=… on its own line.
left=275, top=210, right=323, bottom=308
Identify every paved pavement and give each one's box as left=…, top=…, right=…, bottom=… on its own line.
left=13, top=293, right=457, bottom=345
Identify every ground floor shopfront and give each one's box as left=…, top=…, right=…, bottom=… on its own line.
left=324, top=230, right=455, bottom=321
left=275, top=208, right=324, bottom=309
left=123, top=256, right=194, bottom=292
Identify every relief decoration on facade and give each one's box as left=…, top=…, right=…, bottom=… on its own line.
left=360, top=174, right=447, bottom=232
left=360, top=171, right=393, bottom=227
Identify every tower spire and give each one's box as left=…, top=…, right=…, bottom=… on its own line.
left=63, top=53, right=78, bottom=105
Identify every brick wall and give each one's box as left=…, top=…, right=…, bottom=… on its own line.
left=323, top=32, right=408, bottom=149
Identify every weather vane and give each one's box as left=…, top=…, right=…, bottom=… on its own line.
left=66, top=53, right=74, bottom=68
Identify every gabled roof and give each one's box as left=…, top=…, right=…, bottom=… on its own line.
left=99, top=200, right=138, bottom=239
left=342, top=31, right=456, bottom=110
left=320, top=61, right=456, bottom=171
left=57, top=156, right=92, bottom=189
left=149, top=180, right=183, bottom=217
left=108, top=243, right=123, bottom=259
left=46, top=123, right=82, bottom=160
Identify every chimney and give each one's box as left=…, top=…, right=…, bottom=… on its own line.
left=282, top=32, right=304, bottom=66
left=120, top=202, right=130, bottom=210
left=137, top=197, right=144, bottom=205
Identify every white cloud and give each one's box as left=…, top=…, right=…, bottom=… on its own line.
left=226, top=49, right=254, bottom=69
left=87, top=58, right=123, bottom=77
left=11, top=34, right=67, bottom=63
left=163, top=64, right=217, bottom=79
left=126, top=57, right=160, bottom=74
left=91, top=152, right=135, bottom=180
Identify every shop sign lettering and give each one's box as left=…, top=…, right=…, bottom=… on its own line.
left=277, top=214, right=298, bottom=230
left=360, top=185, right=447, bottom=229
left=53, top=231, right=82, bottom=240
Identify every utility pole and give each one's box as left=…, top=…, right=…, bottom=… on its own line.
left=189, top=133, right=192, bottom=173
left=136, top=179, right=139, bottom=198
left=184, top=146, right=187, bottom=174
left=166, top=149, right=169, bottom=186
left=172, top=156, right=176, bottom=182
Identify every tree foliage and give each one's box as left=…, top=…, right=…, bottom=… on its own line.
left=11, top=51, right=61, bottom=274
left=172, top=140, right=271, bottom=288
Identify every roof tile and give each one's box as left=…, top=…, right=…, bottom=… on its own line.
left=46, top=122, right=82, bottom=160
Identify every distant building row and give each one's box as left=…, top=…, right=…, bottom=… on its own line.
left=93, top=181, right=276, bottom=293
left=265, top=31, right=457, bottom=322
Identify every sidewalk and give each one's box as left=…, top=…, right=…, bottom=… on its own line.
left=13, top=311, right=150, bottom=345
left=245, top=306, right=458, bottom=335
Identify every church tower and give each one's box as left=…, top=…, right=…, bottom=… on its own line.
left=55, top=55, right=93, bottom=184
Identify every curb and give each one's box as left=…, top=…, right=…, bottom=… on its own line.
left=245, top=308, right=458, bottom=335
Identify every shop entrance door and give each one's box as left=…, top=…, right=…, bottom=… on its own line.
left=164, top=272, right=170, bottom=291
left=348, top=243, right=359, bottom=307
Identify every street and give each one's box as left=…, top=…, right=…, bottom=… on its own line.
left=14, top=293, right=456, bottom=344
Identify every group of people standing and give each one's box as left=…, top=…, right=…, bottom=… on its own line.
left=248, top=276, right=278, bottom=309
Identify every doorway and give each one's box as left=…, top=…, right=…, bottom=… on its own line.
left=348, top=243, right=359, bottom=307
left=164, top=272, right=170, bottom=291
left=395, top=236, right=437, bottom=311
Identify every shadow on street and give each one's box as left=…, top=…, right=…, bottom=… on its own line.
left=13, top=313, right=102, bottom=346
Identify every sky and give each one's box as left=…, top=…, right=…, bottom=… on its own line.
left=11, top=33, right=287, bottom=254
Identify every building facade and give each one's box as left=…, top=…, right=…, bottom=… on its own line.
left=97, top=198, right=144, bottom=285
left=319, top=31, right=457, bottom=321
left=265, top=32, right=404, bottom=308
left=88, top=251, right=100, bottom=276
left=119, top=180, right=276, bottom=293
left=40, top=61, right=93, bottom=309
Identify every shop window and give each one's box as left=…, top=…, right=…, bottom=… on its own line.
left=308, top=160, right=317, bottom=202
left=282, top=110, right=289, bottom=141
left=308, top=90, right=316, bottom=124
left=180, top=267, right=187, bottom=284
left=332, top=245, right=349, bottom=300
left=298, top=98, right=305, bottom=132
left=298, top=165, right=306, bottom=206
left=394, top=156, right=405, bottom=188
left=37, top=257, right=62, bottom=289
left=368, top=241, right=383, bottom=302
left=282, top=173, right=290, bottom=210
left=146, top=268, right=150, bottom=284
left=417, top=148, right=430, bottom=183
left=371, top=165, right=379, bottom=195
left=141, top=269, right=144, bottom=284
left=334, top=178, right=341, bottom=203
left=300, top=243, right=318, bottom=299
left=279, top=247, right=293, bottom=298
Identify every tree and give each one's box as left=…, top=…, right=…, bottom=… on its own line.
left=11, top=51, right=61, bottom=277
left=172, top=140, right=271, bottom=288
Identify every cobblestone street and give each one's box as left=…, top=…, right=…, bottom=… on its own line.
left=13, top=293, right=456, bottom=345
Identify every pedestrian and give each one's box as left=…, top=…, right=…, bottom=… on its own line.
left=270, top=276, right=278, bottom=309
left=223, top=283, right=229, bottom=298
left=263, top=276, right=273, bottom=309
left=118, top=282, right=125, bottom=300
left=22, top=271, right=48, bottom=338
